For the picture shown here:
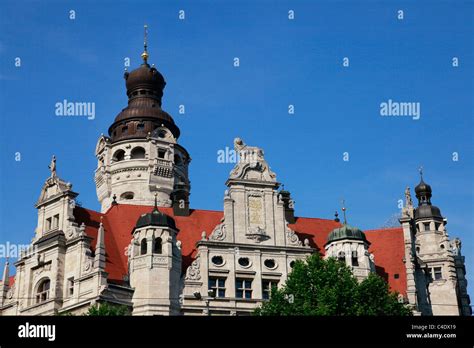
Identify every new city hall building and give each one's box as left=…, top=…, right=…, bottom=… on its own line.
left=0, top=40, right=471, bottom=316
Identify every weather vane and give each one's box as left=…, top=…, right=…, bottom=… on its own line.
left=419, top=166, right=424, bottom=181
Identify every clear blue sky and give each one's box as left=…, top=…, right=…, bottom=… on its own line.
left=1, top=0, right=473, bottom=300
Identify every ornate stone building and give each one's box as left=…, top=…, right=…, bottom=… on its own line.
left=0, top=39, right=470, bottom=316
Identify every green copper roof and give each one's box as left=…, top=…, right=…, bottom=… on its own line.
left=326, top=224, right=368, bottom=245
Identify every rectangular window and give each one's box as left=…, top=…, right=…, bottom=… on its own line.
left=137, top=123, right=145, bottom=132
left=53, top=214, right=60, bottom=229
left=158, top=149, right=166, bottom=159
left=423, top=222, right=430, bottom=231
left=236, top=278, right=252, bottom=299
left=122, top=126, right=128, bottom=135
left=208, top=277, right=226, bottom=298
left=68, top=278, right=74, bottom=296
left=435, top=222, right=441, bottom=231
left=351, top=251, right=359, bottom=266
left=433, top=267, right=442, bottom=280
left=46, top=217, right=52, bottom=231
left=262, top=280, right=278, bottom=300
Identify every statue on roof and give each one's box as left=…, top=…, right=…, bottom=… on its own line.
left=405, top=186, right=413, bottom=207
left=48, top=155, right=57, bottom=178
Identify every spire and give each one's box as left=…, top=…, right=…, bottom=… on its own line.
left=341, top=199, right=347, bottom=224
left=94, top=217, right=106, bottom=270
left=153, top=193, right=159, bottom=212
left=141, top=24, right=149, bottom=64
left=2, top=259, right=9, bottom=286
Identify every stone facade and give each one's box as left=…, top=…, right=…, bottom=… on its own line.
left=0, top=48, right=470, bottom=317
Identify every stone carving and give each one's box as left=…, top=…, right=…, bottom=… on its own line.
left=78, top=223, right=86, bottom=237
left=248, top=195, right=264, bottom=228
left=7, top=286, right=14, bottom=299
left=285, top=226, right=302, bottom=246
left=209, top=223, right=226, bottom=241
left=33, top=262, right=51, bottom=278
left=152, top=256, right=167, bottom=264
left=185, top=256, right=201, bottom=281
left=229, top=138, right=276, bottom=182
left=83, top=259, right=92, bottom=273
left=246, top=226, right=269, bottom=243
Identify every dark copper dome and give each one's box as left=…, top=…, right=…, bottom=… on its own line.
left=125, top=63, right=166, bottom=102
left=108, top=62, right=180, bottom=143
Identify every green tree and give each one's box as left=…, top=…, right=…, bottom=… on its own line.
left=254, top=254, right=411, bottom=316
left=86, top=302, right=130, bottom=316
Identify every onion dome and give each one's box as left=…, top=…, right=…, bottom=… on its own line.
left=325, top=224, right=369, bottom=246
left=135, top=205, right=177, bottom=231
left=413, top=171, right=443, bottom=220
left=415, top=179, right=432, bottom=202
left=108, top=26, right=180, bottom=143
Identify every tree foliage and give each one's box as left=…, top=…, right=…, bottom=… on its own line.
left=86, top=302, right=130, bottom=316
left=254, top=254, right=412, bottom=316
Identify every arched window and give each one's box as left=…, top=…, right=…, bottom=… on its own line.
left=153, top=237, right=162, bottom=254
left=130, top=147, right=146, bottom=159
left=36, top=279, right=50, bottom=303
left=140, top=238, right=147, bottom=255
left=113, top=149, right=125, bottom=162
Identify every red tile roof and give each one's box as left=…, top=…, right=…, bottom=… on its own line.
left=72, top=205, right=407, bottom=295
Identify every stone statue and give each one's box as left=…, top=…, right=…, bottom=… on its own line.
left=48, top=155, right=57, bottom=177
left=451, top=238, right=462, bottom=256
left=233, top=137, right=245, bottom=151
left=405, top=187, right=413, bottom=207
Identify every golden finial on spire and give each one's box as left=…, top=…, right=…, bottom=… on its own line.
left=141, top=24, right=149, bottom=63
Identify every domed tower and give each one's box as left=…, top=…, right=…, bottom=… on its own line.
left=127, top=197, right=182, bottom=315
left=324, top=223, right=374, bottom=282
left=412, top=171, right=462, bottom=315
left=94, top=26, right=191, bottom=213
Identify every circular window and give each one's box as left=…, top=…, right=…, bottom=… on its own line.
left=264, top=259, right=276, bottom=269
left=289, top=260, right=295, bottom=268
left=238, top=257, right=251, bottom=268
left=211, top=255, right=224, bottom=266
left=120, top=192, right=134, bottom=200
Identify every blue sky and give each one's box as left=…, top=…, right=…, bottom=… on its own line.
left=1, top=0, right=473, bottom=301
